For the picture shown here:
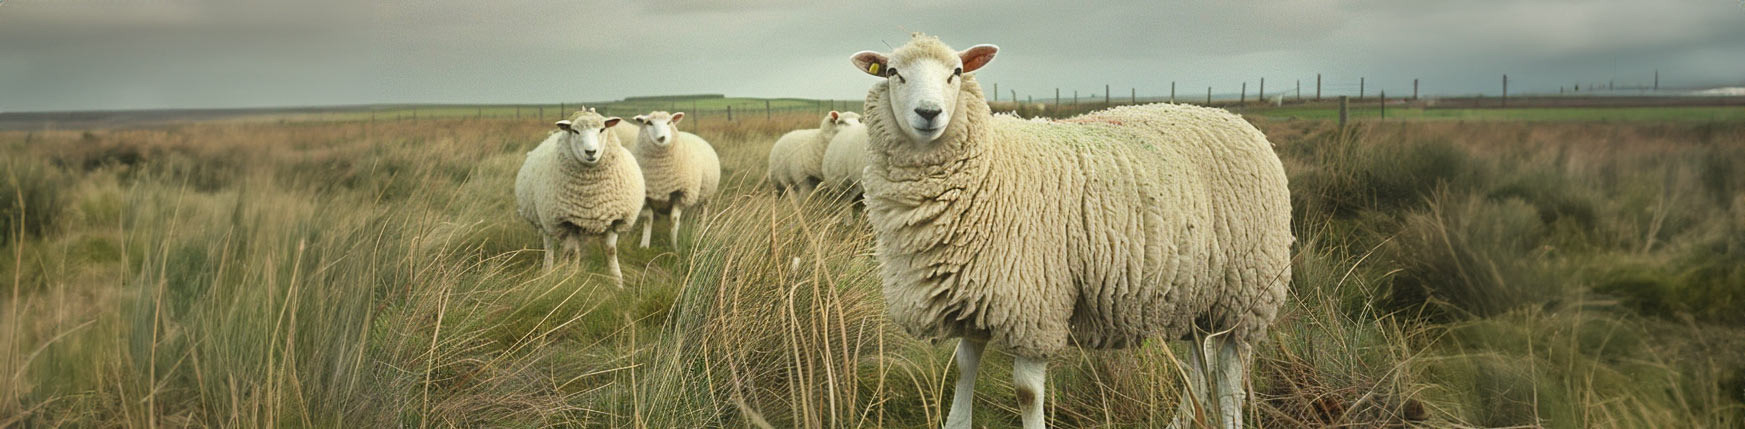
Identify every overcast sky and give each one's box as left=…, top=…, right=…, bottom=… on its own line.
left=2, top=0, right=1742, bottom=111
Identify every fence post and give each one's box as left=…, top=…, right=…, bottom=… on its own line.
left=1338, top=96, right=1349, bottom=128
left=994, top=83, right=999, bottom=101
left=766, top=100, right=772, bottom=119
left=539, top=107, right=544, bottom=120
left=1171, top=81, right=1177, bottom=103
left=1316, top=74, right=1322, bottom=101
left=560, top=103, right=565, bottom=115
left=1502, top=74, right=1509, bottom=108
left=1074, top=90, right=1078, bottom=105
left=727, top=105, right=733, bottom=121
left=1206, top=86, right=1212, bottom=105
left=1654, top=69, right=1659, bottom=91
left=1297, top=79, right=1302, bottom=100
left=1055, top=88, right=1060, bottom=106
left=1359, top=77, right=1365, bottom=100
left=1011, top=89, right=1017, bottom=104
left=1259, top=78, right=1265, bottom=102
left=1105, top=84, right=1111, bottom=105
left=1240, top=82, right=1246, bottom=104
left=1412, top=79, right=1419, bottom=100
left=1380, top=91, right=1386, bottom=120
left=1131, top=87, right=1136, bottom=104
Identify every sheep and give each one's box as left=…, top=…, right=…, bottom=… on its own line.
left=849, top=34, right=1292, bottom=429
left=628, top=111, right=721, bottom=248
left=819, top=121, right=870, bottom=203
left=766, top=111, right=859, bottom=198
left=514, top=109, right=646, bottom=288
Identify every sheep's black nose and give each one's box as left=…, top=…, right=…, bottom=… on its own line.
left=656, top=135, right=667, bottom=143
left=584, top=149, right=598, bottom=156
left=914, top=108, right=942, bottom=120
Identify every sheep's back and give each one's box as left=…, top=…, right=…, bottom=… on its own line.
left=822, top=123, right=870, bottom=192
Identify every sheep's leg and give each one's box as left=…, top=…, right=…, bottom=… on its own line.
left=564, top=235, right=585, bottom=266
left=541, top=234, right=555, bottom=272
left=1013, top=355, right=1048, bottom=429
left=1169, top=336, right=1211, bottom=429
left=1208, top=335, right=1251, bottom=429
left=669, top=206, right=683, bottom=248
left=944, top=338, right=985, bottom=429
left=638, top=207, right=654, bottom=248
left=603, top=232, right=624, bottom=289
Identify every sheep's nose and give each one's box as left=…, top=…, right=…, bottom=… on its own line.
left=914, top=108, right=942, bottom=120
left=656, top=135, right=667, bottom=143
left=584, top=149, right=598, bottom=157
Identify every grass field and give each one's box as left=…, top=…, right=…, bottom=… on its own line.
left=1244, top=105, right=1745, bottom=122
left=4, top=106, right=1744, bottom=427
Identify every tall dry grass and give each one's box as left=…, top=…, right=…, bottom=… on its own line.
left=3, top=111, right=1743, bottom=427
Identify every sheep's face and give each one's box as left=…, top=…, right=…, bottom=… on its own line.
left=556, top=116, right=622, bottom=165
left=835, top=111, right=862, bottom=127
left=632, top=111, right=684, bottom=147
left=852, top=41, right=996, bottom=145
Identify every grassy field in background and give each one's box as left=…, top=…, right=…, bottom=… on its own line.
left=1243, top=105, right=1745, bottom=122
left=4, top=106, right=1745, bottom=427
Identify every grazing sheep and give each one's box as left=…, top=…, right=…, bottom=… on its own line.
left=628, top=111, right=721, bottom=248
left=850, top=34, right=1292, bottom=429
left=514, top=109, right=646, bottom=288
left=767, top=111, right=859, bottom=198
left=820, top=121, right=870, bottom=203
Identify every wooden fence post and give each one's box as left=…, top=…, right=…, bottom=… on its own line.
left=1170, top=81, right=1176, bottom=103
left=766, top=100, right=772, bottom=119
left=1380, top=91, right=1386, bottom=120
left=1502, top=74, right=1509, bottom=108
left=1359, top=77, right=1365, bottom=100
left=994, top=83, right=999, bottom=101
left=1338, top=96, right=1349, bottom=128
left=1206, top=86, right=1212, bottom=105
left=1073, top=90, right=1078, bottom=105
left=727, top=105, right=733, bottom=121
left=1131, top=87, right=1136, bottom=104
left=1412, top=79, right=1419, bottom=100
left=1055, top=88, right=1061, bottom=106
left=1240, top=82, right=1247, bottom=104
left=1011, top=89, right=1017, bottom=104
left=1259, top=78, right=1265, bottom=102
left=1105, top=84, right=1111, bottom=105
left=1316, top=74, right=1322, bottom=101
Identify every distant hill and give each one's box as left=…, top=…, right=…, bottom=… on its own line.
left=621, top=94, right=726, bottom=102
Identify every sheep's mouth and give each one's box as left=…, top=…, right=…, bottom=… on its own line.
left=913, top=125, right=941, bottom=133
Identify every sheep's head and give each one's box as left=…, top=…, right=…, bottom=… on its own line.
left=555, top=111, right=622, bottom=165
left=835, top=111, right=862, bottom=127
left=852, top=34, right=996, bottom=145
left=632, top=111, right=685, bottom=147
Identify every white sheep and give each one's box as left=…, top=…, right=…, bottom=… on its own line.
left=819, top=121, right=870, bottom=204
left=850, top=35, right=1293, bottom=429
left=514, top=109, right=646, bottom=288
left=628, top=111, right=720, bottom=248
left=767, top=111, right=859, bottom=198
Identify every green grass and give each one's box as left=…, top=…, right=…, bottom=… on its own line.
left=289, top=97, right=865, bottom=123
left=4, top=110, right=1744, bottom=427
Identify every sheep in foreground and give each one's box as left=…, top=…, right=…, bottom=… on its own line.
left=767, top=111, right=859, bottom=198
left=514, top=109, right=646, bottom=288
left=850, top=35, right=1292, bottom=429
left=820, top=121, right=870, bottom=204
left=628, top=111, right=720, bottom=248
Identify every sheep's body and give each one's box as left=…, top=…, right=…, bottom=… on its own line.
left=768, top=112, right=857, bottom=197
left=820, top=122, right=870, bottom=200
left=854, top=36, right=1290, bottom=429
left=608, top=125, right=640, bottom=150
left=630, top=111, right=720, bottom=247
left=865, top=76, right=1291, bottom=358
left=515, top=111, right=645, bottom=287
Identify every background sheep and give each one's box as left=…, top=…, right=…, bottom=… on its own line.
left=766, top=111, right=858, bottom=198
left=514, top=109, right=646, bottom=288
left=820, top=121, right=870, bottom=205
left=851, top=35, right=1292, bottom=429
left=629, top=111, right=720, bottom=248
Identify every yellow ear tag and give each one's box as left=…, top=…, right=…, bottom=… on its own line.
left=868, top=63, right=880, bottom=75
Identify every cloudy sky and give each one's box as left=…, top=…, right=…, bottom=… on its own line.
left=2, top=0, right=1742, bottom=111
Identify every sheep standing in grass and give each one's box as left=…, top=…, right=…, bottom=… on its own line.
left=629, top=111, right=720, bottom=248
left=767, top=111, right=859, bottom=198
left=514, top=109, right=645, bottom=288
left=820, top=121, right=870, bottom=204
left=851, top=35, right=1292, bottom=429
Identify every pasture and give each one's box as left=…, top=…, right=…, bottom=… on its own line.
left=4, top=105, right=1744, bottom=427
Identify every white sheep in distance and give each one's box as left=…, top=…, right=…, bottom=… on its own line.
left=820, top=121, right=870, bottom=205
left=850, top=34, right=1293, bottom=429
left=628, top=111, right=720, bottom=248
left=767, top=111, right=859, bottom=198
left=514, top=109, right=646, bottom=288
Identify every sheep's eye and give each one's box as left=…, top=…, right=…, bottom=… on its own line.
left=954, top=67, right=962, bottom=76
left=888, top=68, right=904, bottom=83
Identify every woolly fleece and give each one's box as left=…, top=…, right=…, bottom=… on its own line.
left=632, top=112, right=721, bottom=212
left=862, top=62, right=1292, bottom=359
left=768, top=112, right=858, bottom=193
left=515, top=111, right=646, bottom=240
left=820, top=122, right=870, bottom=198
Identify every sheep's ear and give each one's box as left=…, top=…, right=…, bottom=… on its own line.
left=851, top=51, right=889, bottom=77
left=632, top=115, right=648, bottom=125
left=603, top=117, right=621, bottom=129
left=556, top=120, right=574, bottom=131
left=959, top=44, right=998, bottom=73
left=670, top=112, right=685, bottom=124
left=829, top=111, right=840, bottom=121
